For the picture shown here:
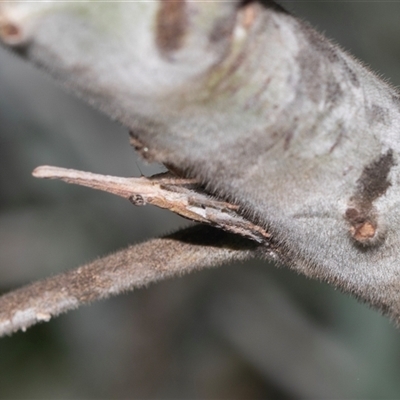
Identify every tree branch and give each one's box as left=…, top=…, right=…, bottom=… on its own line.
left=0, top=225, right=259, bottom=337
left=2, top=1, right=400, bottom=325
left=0, top=164, right=275, bottom=337
left=32, top=165, right=271, bottom=244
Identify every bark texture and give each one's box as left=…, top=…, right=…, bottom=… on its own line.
left=1, top=0, right=400, bottom=333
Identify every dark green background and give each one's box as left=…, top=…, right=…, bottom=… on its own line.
left=1, top=2, right=400, bottom=398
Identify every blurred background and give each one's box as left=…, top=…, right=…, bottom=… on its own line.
left=1, top=1, right=400, bottom=398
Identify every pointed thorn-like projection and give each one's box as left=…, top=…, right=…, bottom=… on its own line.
left=32, top=165, right=272, bottom=245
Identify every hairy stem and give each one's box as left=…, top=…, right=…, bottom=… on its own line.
left=0, top=226, right=259, bottom=337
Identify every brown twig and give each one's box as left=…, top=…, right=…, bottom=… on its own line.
left=0, top=225, right=259, bottom=337
left=33, top=165, right=271, bottom=244
left=0, top=165, right=274, bottom=337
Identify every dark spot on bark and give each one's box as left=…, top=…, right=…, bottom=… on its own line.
left=296, top=51, right=343, bottom=107
left=156, top=0, right=187, bottom=57
left=328, top=127, right=345, bottom=154
left=345, top=150, right=395, bottom=246
left=366, top=104, right=388, bottom=125
left=340, top=59, right=360, bottom=87
left=10, top=43, right=29, bottom=57
left=129, top=194, right=145, bottom=206
left=0, top=20, right=29, bottom=53
left=357, top=149, right=394, bottom=203
left=345, top=207, right=361, bottom=222
left=296, top=26, right=346, bottom=105
left=0, top=22, right=20, bottom=40
left=296, top=48, right=325, bottom=103
left=283, top=130, right=293, bottom=151
left=300, top=22, right=360, bottom=89
left=326, top=78, right=343, bottom=106
left=345, top=205, right=380, bottom=246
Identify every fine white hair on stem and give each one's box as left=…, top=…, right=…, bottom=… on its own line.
left=0, top=225, right=259, bottom=337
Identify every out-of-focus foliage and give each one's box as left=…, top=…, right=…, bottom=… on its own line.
left=1, top=2, right=400, bottom=398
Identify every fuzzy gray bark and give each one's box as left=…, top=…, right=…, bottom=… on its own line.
left=1, top=0, right=400, bottom=335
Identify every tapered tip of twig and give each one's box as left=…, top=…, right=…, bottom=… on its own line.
left=31, top=165, right=140, bottom=199
left=32, top=165, right=60, bottom=179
